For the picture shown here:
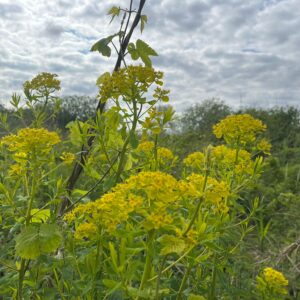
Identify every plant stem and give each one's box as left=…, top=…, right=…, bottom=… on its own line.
left=208, top=255, right=217, bottom=300
left=183, top=167, right=209, bottom=237
left=138, top=230, right=155, bottom=298
left=176, top=263, right=192, bottom=300
left=155, top=256, right=167, bottom=300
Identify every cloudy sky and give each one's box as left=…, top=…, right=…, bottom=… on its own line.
left=0, top=0, right=299, bottom=111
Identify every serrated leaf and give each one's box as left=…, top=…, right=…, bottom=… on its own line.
left=140, top=15, right=148, bottom=33
left=158, top=235, right=186, bottom=255
left=136, top=39, right=158, bottom=56
left=30, top=209, right=50, bottom=223
left=15, top=224, right=62, bottom=259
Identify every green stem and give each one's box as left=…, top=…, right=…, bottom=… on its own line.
left=17, top=259, right=26, bottom=300
left=153, top=134, right=158, bottom=171
left=208, top=255, right=217, bottom=300
left=183, top=167, right=209, bottom=237
left=155, top=256, right=167, bottom=300
left=115, top=100, right=138, bottom=183
left=17, top=171, right=38, bottom=299
left=176, top=263, right=192, bottom=300
left=138, top=230, right=155, bottom=298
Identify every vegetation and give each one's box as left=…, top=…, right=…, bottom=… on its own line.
left=1, top=1, right=299, bottom=299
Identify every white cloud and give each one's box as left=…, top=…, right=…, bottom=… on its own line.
left=0, top=0, right=299, bottom=111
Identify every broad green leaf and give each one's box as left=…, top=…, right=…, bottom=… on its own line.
left=158, top=235, right=186, bottom=255
left=91, top=33, right=119, bottom=57
left=136, top=39, right=158, bottom=67
left=127, top=43, right=139, bottom=60
left=136, top=39, right=158, bottom=56
left=30, top=209, right=50, bottom=223
left=15, top=224, right=62, bottom=259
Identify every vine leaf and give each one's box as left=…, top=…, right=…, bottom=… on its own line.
left=127, top=39, right=158, bottom=67
left=15, top=224, right=62, bottom=259
left=91, top=33, right=119, bottom=57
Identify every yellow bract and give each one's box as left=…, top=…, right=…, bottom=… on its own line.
left=257, top=267, right=288, bottom=295
left=1, top=128, right=60, bottom=157
left=60, top=152, right=75, bottom=165
left=65, top=171, right=180, bottom=235
left=183, top=152, right=205, bottom=170
left=213, top=114, right=266, bottom=145
left=179, top=173, right=230, bottom=214
left=97, top=65, right=167, bottom=103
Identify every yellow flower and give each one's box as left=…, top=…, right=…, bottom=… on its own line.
left=9, top=164, right=24, bottom=176
left=1, top=128, right=60, bottom=158
left=65, top=171, right=180, bottom=233
left=136, top=141, right=154, bottom=154
left=256, top=138, right=272, bottom=155
left=211, top=145, right=253, bottom=176
left=60, top=152, right=75, bottom=164
left=181, top=173, right=230, bottom=213
left=257, top=267, right=288, bottom=295
left=97, top=66, right=167, bottom=103
left=74, top=223, right=98, bottom=240
left=213, top=114, right=266, bottom=145
left=183, top=152, right=205, bottom=170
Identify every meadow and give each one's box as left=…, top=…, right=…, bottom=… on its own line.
left=0, top=1, right=299, bottom=299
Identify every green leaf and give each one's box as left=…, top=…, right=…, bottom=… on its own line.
left=107, top=6, right=120, bottom=23
left=136, top=39, right=158, bottom=56
left=140, top=15, right=148, bottom=33
left=158, top=235, right=186, bottom=255
left=30, top=209, right=50, bottom=223
left=188, top=295, right=207, bottom=300
left=91, top=33, right=119, bottom=57
left=109, top=242, right=119, bottom=273
left=15, top=224, right=62, bottom=259
left=136, top=39, right=158, bottom=67
left=127, top=43, right=139, bottom=60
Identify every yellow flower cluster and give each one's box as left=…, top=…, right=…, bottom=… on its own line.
left=136, top=141, right=175, bottom=169
left=65, top=172, right=180, bottom=236
left=256, top=138, right=272, bottom=155
left=97, top=66, right=167, bottom=103
left=179, top=173, right=230, bottom=213
left=1, top=128, right=60, bottom=156
left=211, top=145, right=253, bottom=176
left=157, top=147, right=174, bottom=162
left=257, top=267, right=288, bottom=295
left=23, top=72, right=61, bottom=94
left=183, top=152, right=205, bottom=170
left=213, top=114, right=266, bottom=145
left=136, top=141, right=154, bottom=155
left=60, top=152, right=75, bottom=165
left=74, top=223, right=97, bottom=240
